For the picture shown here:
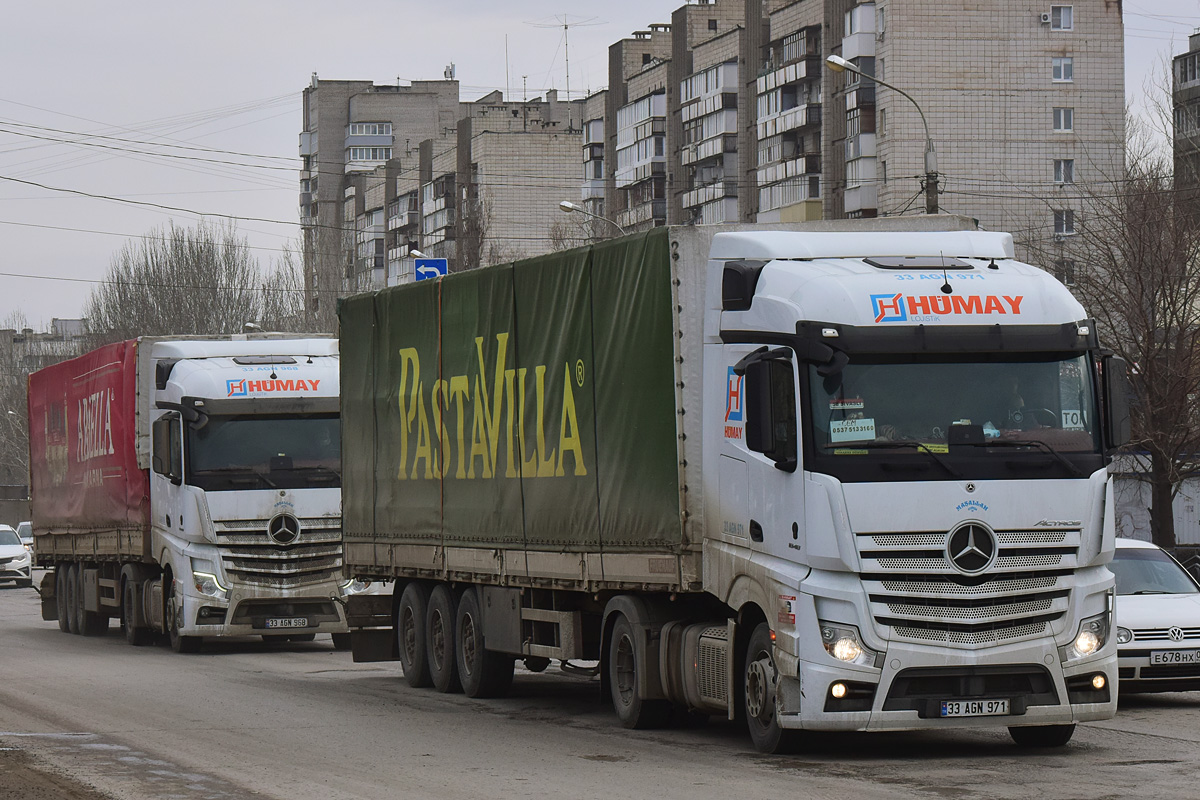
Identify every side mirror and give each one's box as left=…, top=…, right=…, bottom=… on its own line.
left=744, top=361, right=775, bottom=455
left=735, top=347, right=798, bottom=472
left=1102, top=354, right=1131, bottom=450
left=152, top=414, right=183, bottom=485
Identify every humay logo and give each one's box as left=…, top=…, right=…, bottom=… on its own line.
left=395, top=332, right=586, bottom=481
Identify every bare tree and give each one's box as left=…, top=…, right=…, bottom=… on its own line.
left=1033, top=122, right=1200, bottom=550
left=85, top=222, right=319, bottom=343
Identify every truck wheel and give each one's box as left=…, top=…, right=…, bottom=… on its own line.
left=64, top=564, right=80, bottom=635
left=744, top=623, right=800, bottom=754
left=608, top=614, right=671, bottom=729
left=455, top=588, right=514, bottom=698
left=426, top=584, right=462, bottom=693
left=331, top=633, right=352, bottom=651
left=167, top=591, right=202, bottom=654
left=122, top=579, right=153, bottom=646
left=55, top=569, right=70, bottom=633
left=398, top=583, right=432, bottom=688
left=1008, top=724, right=1075, bottom=747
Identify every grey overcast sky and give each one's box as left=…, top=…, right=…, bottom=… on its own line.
left=0, top=0, right=1196, bottom=330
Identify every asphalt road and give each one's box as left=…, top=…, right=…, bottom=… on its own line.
left=2, top=572, right=1200, bottom=800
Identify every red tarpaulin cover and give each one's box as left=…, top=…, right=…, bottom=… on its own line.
left=27, top=340, right=149, bottom=533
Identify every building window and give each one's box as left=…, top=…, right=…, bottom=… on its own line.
left=1051, top=6, right=1073, bottom=31
left=881, top=160, right=887, bottom=184
left=348, top=147, right=392, bottom=161
left=1055, top=259, right=1076, bottom=286
left=1052, top=57, right=1073, bottom=82
left=1054, top=159, right=1075, bottom=184
left=348, top=122, right=392, bottom=136
left=1054, top=209, right=1075, bottom=235
left=1053, top=107, right=1074, bottom=132
left=708, top=19, right=718, bottom=31
left=643, top=52, right=653, bottom=65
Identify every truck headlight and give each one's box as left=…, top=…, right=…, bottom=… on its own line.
left=341, top=579, right=371, bottom=596
left=1116, top=627, right=1132, bottom=645
left=192, top=572, right=227, bottom=600
left=819, top=622, right=880, bottom=668
left=1062, top=611, right=1110, bottom=660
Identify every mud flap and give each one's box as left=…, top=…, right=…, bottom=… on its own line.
left=39, top=572, right=57, bottom=621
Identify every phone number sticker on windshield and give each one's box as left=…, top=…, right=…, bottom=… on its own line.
left=830, top=418, right=875, bottom=443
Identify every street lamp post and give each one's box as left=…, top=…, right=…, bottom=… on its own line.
left=559, top=201, right=627, bottom=236
left=825, top=54, right=939, bottom=215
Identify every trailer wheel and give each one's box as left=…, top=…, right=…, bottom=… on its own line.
left=744, top=623, right=800, bottom=754
left=1008, top=724, right=1075, bottom=748
left=455, top=588, right=514, bottom=698
left=122, top=578, right=153, bottom=646
left=397, top=583, right=432, bottom=688
left=54, top=569, right=69, bottom=633
left=64, top=564, right=80, bottom=635
left=426, top=584, right=462, bottom=693
left=608, top=614, right=671, bottom=729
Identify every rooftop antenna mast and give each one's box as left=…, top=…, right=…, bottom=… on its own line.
left=527, top=14, right=603, bottom=129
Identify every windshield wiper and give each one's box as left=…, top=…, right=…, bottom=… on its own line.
left=957, top=439, right=1084, bottom=478
left=827, top=441, right=963, bottom=478
left=1130, top=590, right=1170, bottom=595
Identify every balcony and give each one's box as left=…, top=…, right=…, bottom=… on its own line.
left=582, top=179, right=605, bottom=201
left=756, top=56, right=820, bottom=94
left=299, top=131, right=316, bottom=157
left=842, top=31, right=876, bottom=62
left=845, top=86, right=875, bottom=111
left=843, top=184, right=878, bottom=215
left=682, top=179, right=737, bottom=209
left=615, top=199, right=666, bottom=229
left=756, top=104, right=821, bottom=139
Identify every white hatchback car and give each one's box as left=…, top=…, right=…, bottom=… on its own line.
left=0, top=524, right=33, bottom=588
left=1113, top=538, right=1200, bottom=693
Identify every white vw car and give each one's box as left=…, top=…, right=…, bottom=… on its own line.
left=1113, top=538, right=1200, bottom=693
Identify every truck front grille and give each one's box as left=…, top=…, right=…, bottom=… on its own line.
left=214, top=517, right=343, bottom=589
left=858, top=528, right=1080, bottom=648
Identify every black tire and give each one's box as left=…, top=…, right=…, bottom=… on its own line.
left=122, top=578, right=153, bottom=646
left=426, top=584, right=461, bottom=693
left=331, top=633, right=352, bottom=651
left=167, top=582, right=201, bottom=654
left=523, top=656, right=551, bottom=673
left=455, top=588, right=514, bottom=698
left=64, top=564, right=80, bottom=635
left=744, top=622, right=801, bottom=754
left=55, top=569, right=69, bottom=633
left=398, top=583, right=432, bottom=687
left=1009, top=724, right=1076, bottom=748
left=608, top=614, right=671, bottom=729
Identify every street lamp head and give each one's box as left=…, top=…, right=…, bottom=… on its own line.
left=825, top=54, right=852, bottom=73
left=559, top=201, right=580, bottom=214
left=409, top=249, right=428, bottom=259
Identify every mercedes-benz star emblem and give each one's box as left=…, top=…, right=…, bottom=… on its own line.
left=946, top=523, right=998, bottom=574
left=1169, top=626, right=1185, bottom=642
left=268, top=513, right=301, bottom=545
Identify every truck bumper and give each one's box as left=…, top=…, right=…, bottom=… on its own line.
left=179, top=582, right=350, bottom=637
left=779, top=639, right=1116, bottom=732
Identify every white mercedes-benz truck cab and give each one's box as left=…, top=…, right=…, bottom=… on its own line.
left=707, top=230, right=1124, bottom=748
left=149, top=338, right=356, bottom=651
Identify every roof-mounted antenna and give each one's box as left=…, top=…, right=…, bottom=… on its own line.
left=987, top=258, right=999, bottom=270
left=940, top=252, right=953, bottom=294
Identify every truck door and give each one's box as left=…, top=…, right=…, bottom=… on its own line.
left=726, top=346, right=804, bottom=562
left=150, top=412, right=187, bottom=539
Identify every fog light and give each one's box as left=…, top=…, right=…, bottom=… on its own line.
left=831, top=682, right=847, bottom=699
left=1116, top=627, right=1132, bottom=644
left=1092, top=674, right=1106, bottom=690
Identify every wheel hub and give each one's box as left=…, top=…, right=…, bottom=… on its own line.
left=745, top=656, right=774, bottom=720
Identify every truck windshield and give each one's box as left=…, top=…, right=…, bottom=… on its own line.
left=805, top=352, right=1102, bottom=481
left=186, top=414, right=340, bottom=491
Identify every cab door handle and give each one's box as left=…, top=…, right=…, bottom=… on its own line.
left=750, top=520, right=763, bottom=542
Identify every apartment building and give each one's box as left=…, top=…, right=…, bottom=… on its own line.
left=584, top=0, right=1123, bottom=267
left=1175, top=31, right=1200, bottom=194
